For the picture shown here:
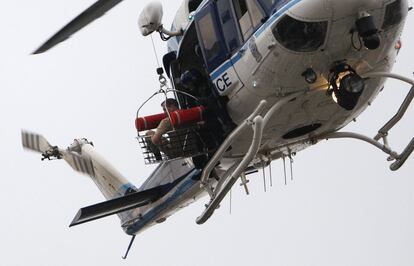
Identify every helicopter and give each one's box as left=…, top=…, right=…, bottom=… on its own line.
left=23, top=0, right=414, bottom=259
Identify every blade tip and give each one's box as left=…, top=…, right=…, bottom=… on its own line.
left=32, top=47, right=47, bottom=55
left=69, top=209, right=83, bottom=227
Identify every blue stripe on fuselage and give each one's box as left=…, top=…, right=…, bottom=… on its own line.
left=209, top=0, right=303, bottom=81
left=125, top=169, right=202, bottom=235
left=119, top=183, right=138, bottom=195
left=210, top=52, right=242, bottom=80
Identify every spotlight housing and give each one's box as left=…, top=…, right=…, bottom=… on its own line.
left=328, top=64, right=365, bottom=111
left=356, top=13, right=380, bottom=50
left=302, top=68, right=317, bottom=84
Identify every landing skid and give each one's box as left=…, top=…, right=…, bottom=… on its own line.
left=196, top=116, right=263, bottom=224
left=323, top=131, right=414, bottom=171
left=196, top=166, right=243, bottom=225
left=197, top=72, right=414, bottom=224
left=197, top=92, right=304, bottom=224
left=322, top=72, right=414, bottom=171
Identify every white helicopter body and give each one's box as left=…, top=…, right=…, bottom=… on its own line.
left=23, top=0, right=414, bottom=258
left=170, top=0, right=407, bottom=156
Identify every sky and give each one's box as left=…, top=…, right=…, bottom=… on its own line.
left=1, top=0, right=414, bottom=265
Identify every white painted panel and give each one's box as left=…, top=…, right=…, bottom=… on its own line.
left=211, top=61, right=244, bottom=96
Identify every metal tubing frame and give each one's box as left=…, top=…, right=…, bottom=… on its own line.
left=323, top=132, right=397, bottom=157
left=200, top=91, right=304, bottom=197
left=196, top=92, right=305, bottom=224
left=199, top=100, right=268, bottom=194
left=195, top=117, right=264, bottom=224
left=362, top=72, right=414, bottom=141
left=227, top=116, right=264, bottom=184
left=159, top=25, right=183, bottom=37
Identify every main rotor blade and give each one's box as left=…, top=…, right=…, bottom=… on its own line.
left=33, top=0, right=125, bottom=54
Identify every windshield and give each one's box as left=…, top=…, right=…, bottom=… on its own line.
left=382, top=0, right=405, bottom=30
left=272, top=15, right=328, bottom=52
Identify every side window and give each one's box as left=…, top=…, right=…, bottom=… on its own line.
left=233, top=0, right=253, bottom=40
left=217, top=0, right=242, bottom=53
left=233, top=0, right=265, bottom=40
left=198, top=13, right=222, bottom=62
left=195, top=3, right=228, bottom=72
left=247, top=1, right=265, bottom=28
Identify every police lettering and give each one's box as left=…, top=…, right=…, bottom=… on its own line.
left=215, top=73, right=233, bottom=92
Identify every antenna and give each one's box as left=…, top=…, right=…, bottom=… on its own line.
left=289, top=154, right=294, bottom=181
left=283, top=155, right=287, bottom=185
left=122, top=235, right=136, bottom=260
left=269, top=161, right=273, bottom=187
left=240, top=173, right=250, bottom=195
left=262, top=161, right=267, bottom=192
left=229, top=189, right=232, bottom=215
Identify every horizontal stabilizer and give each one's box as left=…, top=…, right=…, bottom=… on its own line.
left=70, top=186, right=162, bottom=227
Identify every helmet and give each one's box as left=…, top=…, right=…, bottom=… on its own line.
left=180, top=69, right=202, bottom=88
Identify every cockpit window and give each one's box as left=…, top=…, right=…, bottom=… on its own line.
left=382, top=0, right=404, bottom=30
left=272, top=15, right=327, bottom=52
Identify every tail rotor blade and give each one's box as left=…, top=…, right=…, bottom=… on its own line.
left=21, top=131, right=53, bottom=153
left=33, top=0, right=125, bottom=54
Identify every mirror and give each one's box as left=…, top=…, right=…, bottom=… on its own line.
left=138, top=1, right=164, bottom=36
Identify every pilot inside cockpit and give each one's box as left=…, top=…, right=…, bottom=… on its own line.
left=181, top=69, right=209, bottom=98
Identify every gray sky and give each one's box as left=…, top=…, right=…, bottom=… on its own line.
left=1, top=1, right=414, bottom=265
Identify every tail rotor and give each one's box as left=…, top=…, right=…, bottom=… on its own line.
left=21, top=131, right=62, bottom=161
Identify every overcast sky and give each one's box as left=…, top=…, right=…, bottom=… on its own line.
left=1, top=1, right=414, bottom=265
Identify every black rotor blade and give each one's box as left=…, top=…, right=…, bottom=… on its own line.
left=33, top=0, right=124, bottom=54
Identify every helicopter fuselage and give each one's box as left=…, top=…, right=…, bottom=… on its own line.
left=124, top=0, right=408, bottom=235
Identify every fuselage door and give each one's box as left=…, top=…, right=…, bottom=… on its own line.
left=195, top=0, right=244, bottom=96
